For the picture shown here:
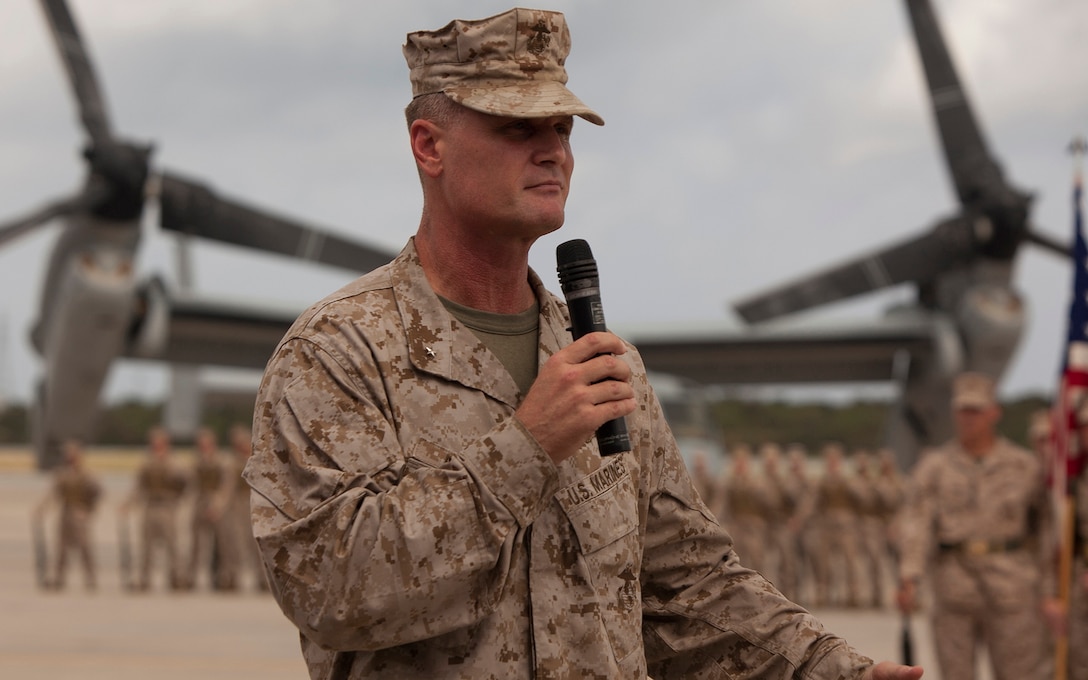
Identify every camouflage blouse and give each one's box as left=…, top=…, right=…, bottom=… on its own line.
left=245, top=238, right=873, bottom=679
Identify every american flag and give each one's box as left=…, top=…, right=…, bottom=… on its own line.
left=1053, top=140, right=1087, bottom=497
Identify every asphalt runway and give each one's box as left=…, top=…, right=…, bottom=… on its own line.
left=0, top=450, right=307, bottom=679
left=0, top=448, right=978, bottom=679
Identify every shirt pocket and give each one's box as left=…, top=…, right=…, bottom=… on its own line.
left=556, top=454, right=642, bottom=665
left=935, top=472, right=973, bottom=517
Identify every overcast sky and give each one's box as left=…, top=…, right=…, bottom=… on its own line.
left=0, top=0, right=1085, bottom=406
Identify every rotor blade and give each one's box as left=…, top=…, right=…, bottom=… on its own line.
left=1025, top=228, right=1072, bottom=259
left=157, top=172, right=395, bottom=273
left=904, top=0, right=1006, bottom=206
left=37, top=0, right=113, bottom=145
left=734, top=219, right=975, bottom=323
left=0, top=194, right=83, bottom=248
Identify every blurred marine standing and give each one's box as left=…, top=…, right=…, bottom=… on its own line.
left=185, top=427, right=230, bottom=590
left=221, top=424, right=267, bottom=591
left=853, top=450, right=888, bottom=608
left=121, top=426, right=188, bottom=591
left=804, top=443, right=861, bottom=608
left=720, top=444, right=769, bottom=573
left=33, top=439, right=102, bottom=590
left=896, top=372, right=1059, bottom=680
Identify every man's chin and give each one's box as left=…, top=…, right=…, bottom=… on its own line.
left=521, top=209, right=565, bottom=240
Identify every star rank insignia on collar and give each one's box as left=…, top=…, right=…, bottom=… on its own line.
left=425, top=346, right=436, bottom=358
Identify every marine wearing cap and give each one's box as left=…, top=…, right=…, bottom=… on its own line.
left=951, top=371, right=997, bottom=409
left=896, top=369, right=1056, bottom=679
left=245, top=8, right=912, bottom=678
left=403, top=8, right=604, bottom=125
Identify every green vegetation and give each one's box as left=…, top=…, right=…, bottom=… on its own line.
left=0, top=399, right=254, bottom=446
left=707, top=394, right=1052, bottom=452
left=0, top=403, right=28, bottom=442
left=711, top=400, right=888, bottom=450
left=96, top=400, right=165, bottom=445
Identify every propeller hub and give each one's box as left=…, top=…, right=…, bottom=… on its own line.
left=82, top=141, right=152, bottom=222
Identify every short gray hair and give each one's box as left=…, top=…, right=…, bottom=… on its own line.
left=404, top=93, right=464, bottom=129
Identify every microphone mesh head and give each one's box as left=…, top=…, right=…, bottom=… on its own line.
left=556, top=239, right=593, bottom=267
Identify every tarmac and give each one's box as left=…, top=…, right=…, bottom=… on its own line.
left=0, top=447, right=979, bottom=679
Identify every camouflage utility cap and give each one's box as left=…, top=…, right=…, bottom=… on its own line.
left=952, top=371, right=996, bottom=409
left=403, top=8, right=604, bottom=125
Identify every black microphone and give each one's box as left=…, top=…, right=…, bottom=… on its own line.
left=556, top=239, right=631, bottom=456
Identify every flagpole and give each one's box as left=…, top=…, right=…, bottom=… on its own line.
left=1056, top=479, right=1073, bottom=680
left=1054, top=136, right=1086, bottom=680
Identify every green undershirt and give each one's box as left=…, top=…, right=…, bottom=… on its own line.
left=439, top=296, right=540, bottom=396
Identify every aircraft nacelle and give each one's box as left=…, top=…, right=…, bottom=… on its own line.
left=882, top=275, right=1023, bottom=470
left=955, top=282, right=1025, bottom=377
left=880, top=310, right=961, bottom=468
left=32, top=231, right=139, bottom=468
left=127, top=276, right=172, bottom=359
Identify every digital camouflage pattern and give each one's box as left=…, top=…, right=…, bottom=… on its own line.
left=132, top=455, right=187, bottom=590
left=55, top=464, right=102, bottom=512
left=186, top=447, right=230, bottom=589
left=801, top=446, right=862, bottom=608
left=403, top=8, right=604, bottom=126
left=219, top=446, right=266, bottom=590
left=718, top=447, right=770, bottom=575
left=851, top=453, right=887, bottom=608
left=48, top=462, right=102, bottom=588
left=897, top=438, right=1053, bottom=679
left=245, top=239, right=876, bottom=679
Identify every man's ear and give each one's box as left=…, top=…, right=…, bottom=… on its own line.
left=410, top=119, right=443, bottom=178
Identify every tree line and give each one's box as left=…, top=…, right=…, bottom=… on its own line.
left=0, top=393, right=1052, bottom=450
left=0, top=400, right=255, bottom=447
left=711, top=394, right=1050, bottom=451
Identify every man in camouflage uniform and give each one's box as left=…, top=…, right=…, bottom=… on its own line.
left=219, top=424, right=267, bottom=592
left=852, top=449, right=888, bottom=608
left=784, top=443, right=815, bottom=605
left=760, top=442, right=801, bottom=601
left=896, top=372, right=1057, bottom=680
left=719, top=444, right=769, bottom=574
left=802, top=443, right=862, bottom=608
left=185, top=427, right=230, bottom=590
left=244, top=8, right=921, bottom=679
left=34, top=439, right=102, bottom=590
left=874, top=448, right=905, bottom=585
left=122, top=426, right=188, bottom=591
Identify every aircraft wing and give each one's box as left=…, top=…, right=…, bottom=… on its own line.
left=626, top=314, right=944, bottom=386
left=123, top=293, right=297, bottom=370
left=127, top=294, right=947, bottom=388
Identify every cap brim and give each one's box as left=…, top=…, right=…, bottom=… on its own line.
left=445, top=80, right=604, bottom=126
left=953, top=396, right=994, bottom=409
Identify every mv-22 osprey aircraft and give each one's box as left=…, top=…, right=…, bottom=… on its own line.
left=0, top=0, right=1071, bottom=469
left=635, top=0, right=1071, bottom=470
left=0, top=0, right=396, bottom=468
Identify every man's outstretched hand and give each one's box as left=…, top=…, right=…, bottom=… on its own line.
left=864, top=661, right=924, bottom=680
